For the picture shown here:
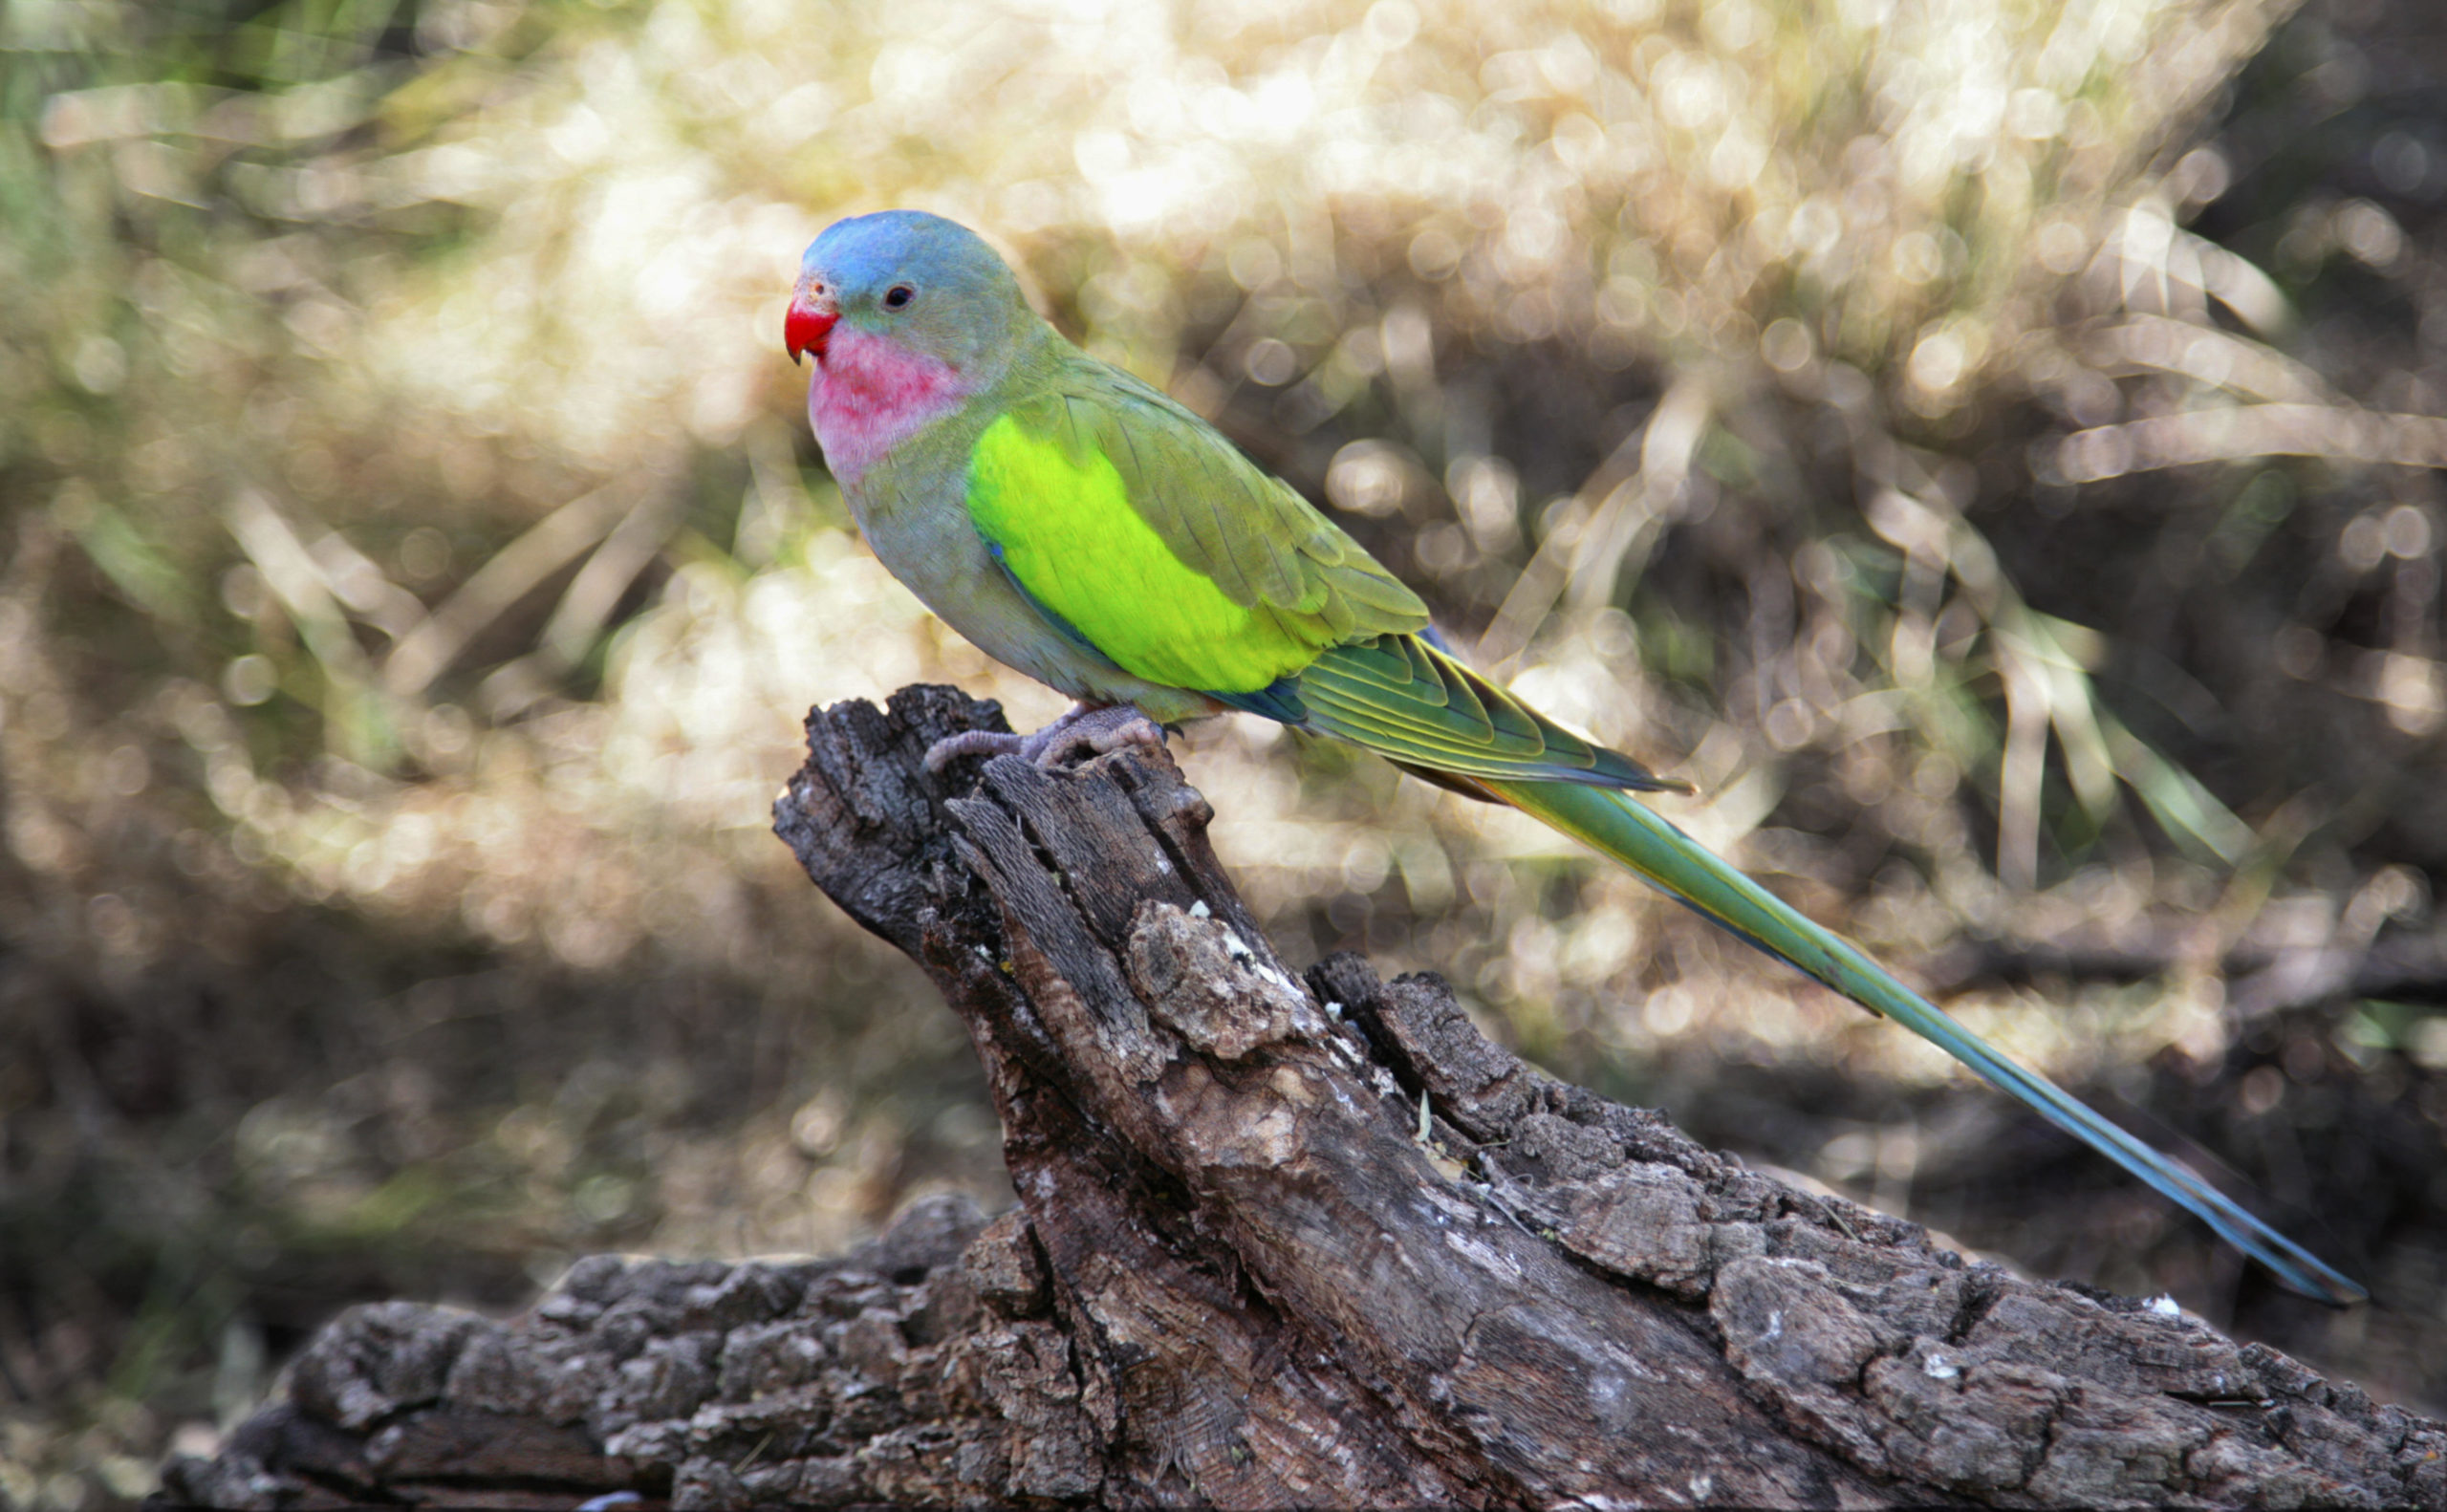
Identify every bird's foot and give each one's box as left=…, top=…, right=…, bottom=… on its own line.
left=1022, top=703, right=1169, bottom=767
left=923, top=702, right=1167, bottom=774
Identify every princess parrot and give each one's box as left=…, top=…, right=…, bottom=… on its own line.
left=784, top=208, right=2362, bottom=1306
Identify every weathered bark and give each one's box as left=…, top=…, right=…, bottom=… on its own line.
left=160, top=685, right=2447, bottom=1509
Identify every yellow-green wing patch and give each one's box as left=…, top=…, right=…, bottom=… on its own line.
left=965, top=374, right=1426, bottom=696
left=967, top=406, right=1309, bottom=691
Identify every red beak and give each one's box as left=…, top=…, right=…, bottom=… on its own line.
left=785, top=294, right=838, bottom=365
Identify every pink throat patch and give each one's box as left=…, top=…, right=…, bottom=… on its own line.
left=808, top=329, right=969, bottom=484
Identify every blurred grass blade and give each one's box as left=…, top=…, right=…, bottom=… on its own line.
left=2189, top=228, right=2297, bottom=340
left=308, top=529, right=429, bottom=640
left=1565, top=376, right=1711, bottom=617
left=1478, top=374, right=1709, bottom=669
left=2102, top=709, right=2255, bottom=866
left=2012, top=609, right=2118, bottom=820
left=539, top=492, right=682, bottom=674
left=224, top=487, right=397, bottom=764
left=64, top=491, right=195, bottom=623
left=1996, top=640, right=2050, bottom=893
left=2080, top=314, right=2329, bottom=405
left=382, top=486, right=629, bottom=698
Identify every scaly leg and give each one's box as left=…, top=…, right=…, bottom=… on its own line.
left=924, top=702, right=1167, bottom=773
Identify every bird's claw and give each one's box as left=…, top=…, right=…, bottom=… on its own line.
left=922, top=703, right=1166, bottom=774
left=921, top=728, right=1028, bottom=772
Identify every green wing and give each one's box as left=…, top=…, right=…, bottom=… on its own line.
left=966, top=358, right=1679, bottom=792
left=965, top=369, right=1427, bottom=696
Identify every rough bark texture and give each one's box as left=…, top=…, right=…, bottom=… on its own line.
left=159, top=685, right=2447, bottom=1509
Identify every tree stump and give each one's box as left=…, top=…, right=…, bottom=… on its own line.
left=159, top=685, right=2447, bottom=1509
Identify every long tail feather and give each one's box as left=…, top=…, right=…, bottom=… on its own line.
left=1486, top=776, right=2365, bottom=1306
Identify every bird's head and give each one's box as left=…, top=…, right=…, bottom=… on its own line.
left=786, top=210, right=1032, bottom=378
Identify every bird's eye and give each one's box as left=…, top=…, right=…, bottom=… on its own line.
left=883, top=285, right=915, bottom=310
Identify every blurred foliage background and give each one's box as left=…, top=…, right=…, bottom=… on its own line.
left=6, top=0, right=2447, bottom=1498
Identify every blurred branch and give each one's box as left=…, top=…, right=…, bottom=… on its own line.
left=1934, top=911, right=2447, bottom=1022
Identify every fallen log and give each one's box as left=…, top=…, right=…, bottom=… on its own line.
left=158, top=684, right=2447, bottom=1508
